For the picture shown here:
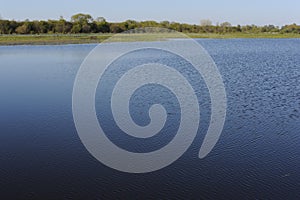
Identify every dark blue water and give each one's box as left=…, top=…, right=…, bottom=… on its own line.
left=1, top=39, right=300, bottom=199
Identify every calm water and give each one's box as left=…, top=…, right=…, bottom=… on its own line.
left=1, top=39, right=300, bottom=199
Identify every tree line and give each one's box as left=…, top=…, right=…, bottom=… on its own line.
left=0, top=13, right=299, bottom=34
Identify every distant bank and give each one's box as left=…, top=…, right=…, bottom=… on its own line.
left=0, top=33, right=300, bottom=45
left=1, top=13, right=300, bottom=45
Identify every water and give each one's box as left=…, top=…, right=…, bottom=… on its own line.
left=0, top=39, right=300, bottom=199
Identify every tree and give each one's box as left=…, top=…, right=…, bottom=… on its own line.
left=200, top=19, right=212, bottom=26
left=115, top=20, right=138, bottom=31
left=81, top=24, right=91, bottom=33
left=220, top=22, right=231, bottom=27
left=71, top=24, right=81, bottom=33
left=0, top=14, right=296, bottom=35
left=15, top=23, right=30, bottom=34
left=281, top=24, right=300, bottom=34
left=140, top=20, right=159, bottom=27
left=37, top=21, right=50, bottom=33
left=160, top=21, right=170, bottom=28
left=70, top=13, right=93, bottom=33
left=109, top=23, right=123, bottom=33
left=94, top=21, right=109, bottom=33
left=0, top=20, right=10, bottom=34
left=95, top=17, right=105, bottom=23
left=261, top=25, right=277, bottom=32
left=169, top=22, right=182, bottom=32
left=71, top=13, right=93, bottom=24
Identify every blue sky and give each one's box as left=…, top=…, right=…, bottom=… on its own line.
left=0, top=0, right=299, bottom=26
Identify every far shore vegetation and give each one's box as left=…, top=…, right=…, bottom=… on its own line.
left=0, top=13, right=300, bottom=45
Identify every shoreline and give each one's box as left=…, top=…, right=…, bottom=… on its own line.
left=0, top=33, right=299, bottom=46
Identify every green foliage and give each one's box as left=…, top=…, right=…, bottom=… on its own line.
left=281, top=24, right=300, bottom=33
left=0, top=14, right=299, bottom=35
left=71, top=13, right=93, bottom=24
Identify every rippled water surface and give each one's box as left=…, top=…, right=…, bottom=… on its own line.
left=1, top=39, right=300, bottom=199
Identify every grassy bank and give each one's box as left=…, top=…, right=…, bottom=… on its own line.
left=187, top=32, right=300, bottom=39
left=0, top=32, right=299, bottom=45
left=0, top=34, right=112, bottom=45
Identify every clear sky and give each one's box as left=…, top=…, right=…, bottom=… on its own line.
left=0, top=0, right=299, bottom=26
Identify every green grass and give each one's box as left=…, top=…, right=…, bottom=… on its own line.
left=0, top=32, right=299, bottom=45
left=187, top=32, right=300, bottom=39
left=0, top=34, right=112, bottom=45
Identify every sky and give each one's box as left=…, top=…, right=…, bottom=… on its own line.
left=0, top=0, right=299, bottom=26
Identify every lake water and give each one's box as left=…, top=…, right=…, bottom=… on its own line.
left=0, top=39, right=300, bottom=199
